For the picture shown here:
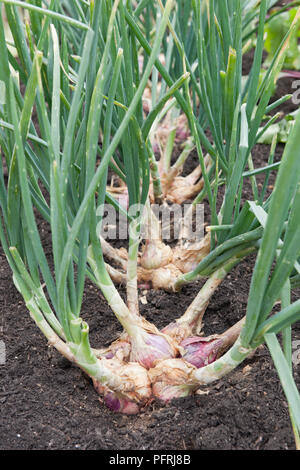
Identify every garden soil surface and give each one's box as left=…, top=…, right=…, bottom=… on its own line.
left=1, top=27, right=300, bottom=451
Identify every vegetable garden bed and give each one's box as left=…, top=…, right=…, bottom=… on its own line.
left=0, top=0, right=300, bottom=451
left=1, top=82, right=299, bottom=451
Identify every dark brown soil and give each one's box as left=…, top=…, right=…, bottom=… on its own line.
left=1, top=235, right=299, bottom=451
left=1, top=2, right=300, bottom=451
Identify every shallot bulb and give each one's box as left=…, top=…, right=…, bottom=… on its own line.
left=93, top=360, right=151, bottom=414
left=140, top=240, right=173, bottom=270
left=130, top=329, right=178, bottom=369
left=96, top=338, right=131, bottom=362
left=103, top=391, right=140, bottom=415
left=175, top=126, right=190, bottom=142
left=149, top=358, right=197, bottom=402
left=161, top=321, right=192, bottom=343
left=180, top=336, right=224, bottom=368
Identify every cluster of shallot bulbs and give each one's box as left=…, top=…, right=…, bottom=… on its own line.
left=92, top=316, right=242, bottom=413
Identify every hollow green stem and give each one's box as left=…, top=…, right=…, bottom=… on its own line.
left=87, top=246, right=140, bottom=336
left=177, top=256, right=246, bottom=333
left=127, top=219, right=141, bottom=315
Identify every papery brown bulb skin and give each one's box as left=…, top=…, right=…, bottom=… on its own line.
left=151, top=264, right=182, bottom=291
left=140, top=241, right=163, bottom=270
left=140, top=240, right=173, bottom=270
left=152, top=382, right=194, bottom=402
left=149, top=358, right=197, bottom=402
left=92, top=359, right=151, bottom=414
left=161, top=321, right=191, bottom=343
left=93, top=380, right=141, bottom=415
left=97, top=339, right=131, bottom=362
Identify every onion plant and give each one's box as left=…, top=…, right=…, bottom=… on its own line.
left=0, top=0, right=299, bottom=448
left=264, top=3, right=300, bottom=69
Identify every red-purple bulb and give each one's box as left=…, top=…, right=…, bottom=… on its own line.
left=180, top=336, right=224, bottom=368
left=104, top=392, right=139, bottom=415
left=130, top=331, right=177, bottom=369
